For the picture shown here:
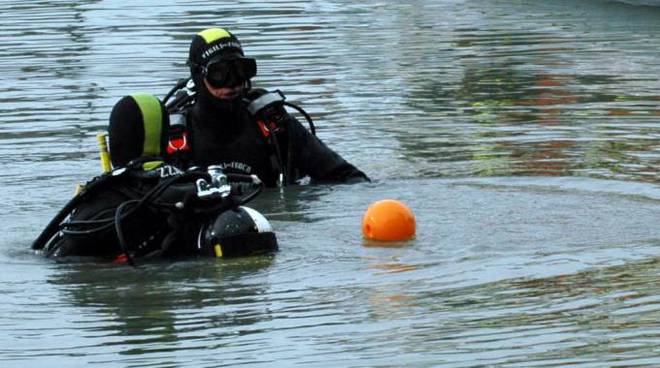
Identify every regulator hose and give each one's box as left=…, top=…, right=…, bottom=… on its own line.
left=283, top=101, right=316, bottom=136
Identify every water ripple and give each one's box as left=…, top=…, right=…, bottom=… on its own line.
left=1, top=1, right=660, bottom=367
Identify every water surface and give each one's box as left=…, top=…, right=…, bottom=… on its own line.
left=1, top=0, right=659, bottom=367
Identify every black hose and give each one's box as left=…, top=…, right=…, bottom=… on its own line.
left=223, top=173, right=263, bottom=202
left=236, top=181, right=263, bottom=204
left=283, top=101, right=316, bottom=136
left=57, top=176, right=186, bottom=237
left=167, top=93, right=195, bottom=114
left=60, top=221, right=115, bottom=236
left=163, top=78, right=190, bottom=105
left=62, top=207, right=116, bottom=226
left=231, top=178, right=263, bottom=205
left=97, top=172, right=208, bottom=265
left=285, top=117, right=294, bottom=185
left=114, top=200, right=140, bottom=267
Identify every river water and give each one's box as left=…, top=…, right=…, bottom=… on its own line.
left=1, top=0, right=659, bottom=367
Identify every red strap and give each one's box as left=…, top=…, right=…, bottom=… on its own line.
left=167, top=133, right=190, bottom=154
left=113, top=253, right=129, bottom=264
left=256, top=120, right=270, bottom=137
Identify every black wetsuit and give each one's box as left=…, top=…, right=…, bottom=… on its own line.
left=179, top=87, right=370, bottom=187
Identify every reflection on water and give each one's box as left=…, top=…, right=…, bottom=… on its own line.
left=0, top=0, right=659, bottom=367
left=1, top=0, right=658, bottom=185
left=381, top=1, right=660, bottom=182
left=354, top=257, right=660, bottom=367
left=1, top=176, right=660, bottom=367
left=54, top=258, right=275, bottom=349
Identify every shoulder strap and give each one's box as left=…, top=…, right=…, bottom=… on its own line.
left=165, top=109, right=193, bottom=168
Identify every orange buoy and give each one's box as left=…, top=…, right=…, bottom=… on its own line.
left=362, top=199, right=416, bottom=241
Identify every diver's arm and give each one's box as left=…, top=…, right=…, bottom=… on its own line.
left=286, top=117, right=370, bottom=184
left=244, top=88, right=369, bottom=184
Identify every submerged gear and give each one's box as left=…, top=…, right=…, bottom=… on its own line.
left=108, top=93, right=169, bottom=168
left=33, top=164, right=277, bottom=263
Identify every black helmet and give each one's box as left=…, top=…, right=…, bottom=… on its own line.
left=188, top=28, right=257, bottom=88
left=198, top=206, right=278, bottom=257
left=108, top=93, right=169, bottom=167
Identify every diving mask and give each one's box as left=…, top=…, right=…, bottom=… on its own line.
left=202, top=57, right=257, bottom=88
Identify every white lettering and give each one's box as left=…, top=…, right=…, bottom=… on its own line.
left=157, top=165, right=183, bottom=178
left=216, top=161, right=252, bottom=174
left=202, top=41, right=242, bottom=61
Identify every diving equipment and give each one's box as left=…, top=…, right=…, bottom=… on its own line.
left=109, top=93, right=170, bottom=168
left=97, top=132, right=112, bottom=173
left=203, top=58, right=257, bottom=88
left=198, top=206, right=277, bottom=257
left=187, top=28, right=255, bottom=114
left=163, top=83, right=318, bottom=186
left=34, top=164, right=277, bottom=264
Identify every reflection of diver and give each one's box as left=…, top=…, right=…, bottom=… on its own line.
left=32, top=93, right=277, bottom=264
left=49, top=256, right=275, bottom=349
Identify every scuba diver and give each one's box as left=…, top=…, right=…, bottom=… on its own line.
left=164, top=27, right=370, bottom=187
left=32, top=93, right=278, bottom=264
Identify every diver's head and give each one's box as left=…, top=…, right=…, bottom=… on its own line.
left=108, top=93, right=169, bottom=167
left=188, top=28, right=257, bottom=102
